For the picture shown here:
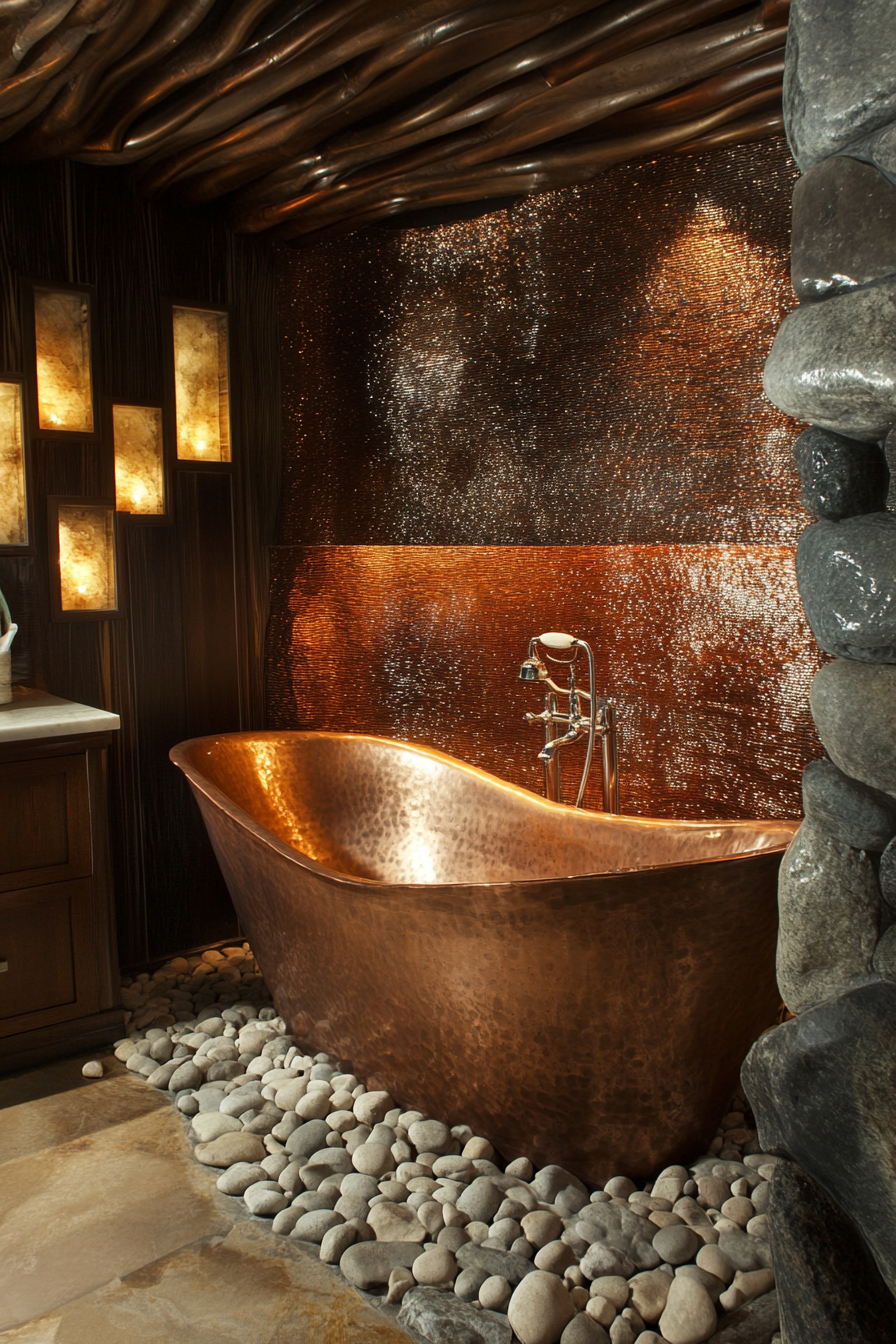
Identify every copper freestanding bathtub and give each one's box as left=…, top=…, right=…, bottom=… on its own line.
left=171, top=731, right=795, bottom=1185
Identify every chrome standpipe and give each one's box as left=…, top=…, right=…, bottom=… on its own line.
left=519, top=632, right=619, bottom=813
left=542, top=690, right=560, bottom=803
left=599, top=697, right=619, bottom=815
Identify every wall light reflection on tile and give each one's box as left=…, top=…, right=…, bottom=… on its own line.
left=172, top=306, right=231, bottom=462
left=267, top=543, right=823, bottom=821
left=113, top=403, right=165, bottom=514
left=33, top=286, right=94, bottom=433
left=0, top=379, right=27, bottom=545
left=58, top=504, right=116, bottom=611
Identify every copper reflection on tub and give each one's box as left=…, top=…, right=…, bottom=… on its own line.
left=172, top=730, right=795, bottom=1186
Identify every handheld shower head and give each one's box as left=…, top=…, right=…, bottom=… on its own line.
left=519, top=656, right=547, bottom=682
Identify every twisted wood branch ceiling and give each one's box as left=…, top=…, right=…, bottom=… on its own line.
left=0, top=0, right=789, bottom=243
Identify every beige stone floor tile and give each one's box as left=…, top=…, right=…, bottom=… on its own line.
left=0, top=1222, right=413, bottom=1343
left=0, top=1055, right=165, bottom=1163
left=0, top=1096, right=233, bottom=1330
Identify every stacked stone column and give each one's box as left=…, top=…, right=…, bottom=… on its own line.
left=742, top=2, right=896, bottom=1340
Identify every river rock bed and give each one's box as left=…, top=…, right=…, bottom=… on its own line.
left=95, top=945, right=782, bottom=1344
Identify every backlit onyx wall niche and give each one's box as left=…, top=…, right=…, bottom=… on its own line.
left=269, top=138, right=823, bottom=819
left=0, top=161, right=281, bottom=964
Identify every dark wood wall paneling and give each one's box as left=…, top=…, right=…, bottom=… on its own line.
left=0, top=160, right=281, bottom=965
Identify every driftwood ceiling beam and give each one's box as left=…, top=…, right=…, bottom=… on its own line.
left=0, top=0, right=790, bottom=243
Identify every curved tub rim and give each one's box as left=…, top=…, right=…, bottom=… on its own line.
left=170, top=728, right=797, bottom=892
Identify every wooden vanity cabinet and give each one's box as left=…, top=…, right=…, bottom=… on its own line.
left=0, top=731, right=123, bottom=1072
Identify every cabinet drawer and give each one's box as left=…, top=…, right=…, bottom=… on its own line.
left=0, top=755, right=92, bottom=893
left=0, top=879, right=99, bottom=1036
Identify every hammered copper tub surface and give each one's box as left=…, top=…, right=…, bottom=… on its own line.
left=171, top=731, right=795, bottom=1184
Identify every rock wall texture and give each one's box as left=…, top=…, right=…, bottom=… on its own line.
left=746, top=3, right=896, bottom=1339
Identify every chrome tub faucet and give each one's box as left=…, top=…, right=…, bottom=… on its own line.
left=520, top=632, right=619, bottom=813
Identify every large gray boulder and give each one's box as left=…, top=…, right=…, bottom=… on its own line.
left=764, top=280, right=896, bottom=441
left=743, top=982, right=896, bottom=1299
left=796, top=513, right=896, bottom=662
left=793, top=425, right=889, bottom=521
left=776, top=819, right=881, bottom=1013
left=764, top=1162, right=894, bottom=1344
left=792, top=156, right=896, bottom=302
left=811, top=659, right=896, bottom=794
left=784, top=0, right=896, bottom=169
left=802, top=757, right=896, bottom=852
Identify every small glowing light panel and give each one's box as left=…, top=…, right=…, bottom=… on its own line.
left=113, top=403, right=165, bottom=514
left=33, top=286, right=95, bottom=433
left=172, top=305, right=231, bottom=461
left=0, top=379, right=27, bottom=545
left=58, top=504, right=116, bottom=612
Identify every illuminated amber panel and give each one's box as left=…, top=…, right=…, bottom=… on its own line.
left=33, top=287, right=94, bottom=433
left=173, top=306, right=231, bottom=461
left=58, top=504, right=116, bottom=611
left=0, top=380, right=26, bottom=545
left=267, top=545, right=823, bottom=821
left=113, top=404, right=165, bottom=514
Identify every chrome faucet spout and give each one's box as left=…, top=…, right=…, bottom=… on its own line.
left=537, top=727, right=582, bottom=763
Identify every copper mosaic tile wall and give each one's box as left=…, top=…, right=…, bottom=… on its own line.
left=270, top=139, right=814, bottom=820
left=275, top=139, right=802, bottom=547
left=266, top=545, right=821, bottom=821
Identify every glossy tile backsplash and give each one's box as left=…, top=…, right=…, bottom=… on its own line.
left=267, top=545, right=821, bottom=820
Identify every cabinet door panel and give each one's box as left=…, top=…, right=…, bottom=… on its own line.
left=0, top=880, right=98, bottom=1036
left=0, top=756, right=92, bottom=892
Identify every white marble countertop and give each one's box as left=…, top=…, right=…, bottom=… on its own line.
left=0, top=686, right=120, bottom=743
